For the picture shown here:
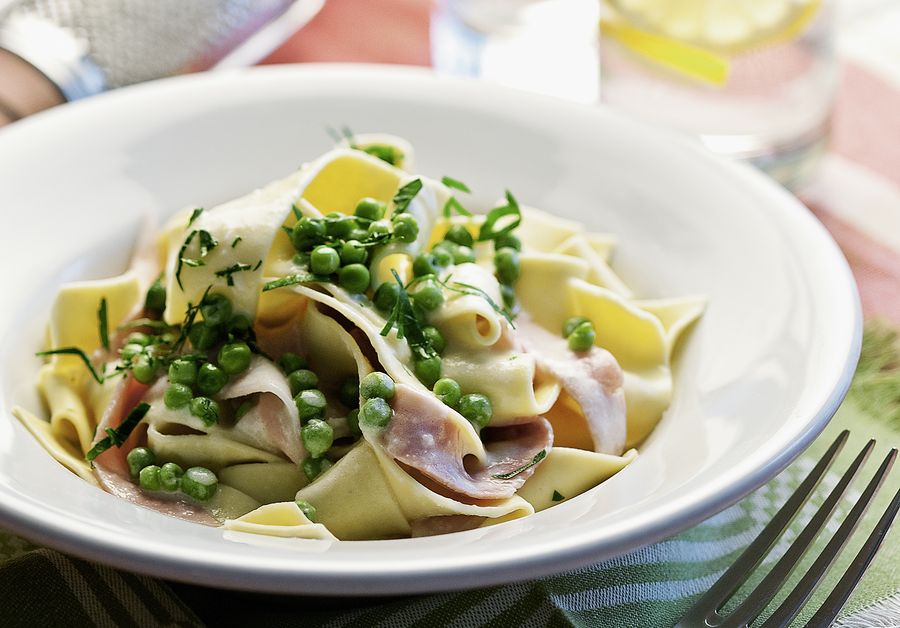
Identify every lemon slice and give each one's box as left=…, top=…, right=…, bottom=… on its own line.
left=606, top=0, right=821, bottom=54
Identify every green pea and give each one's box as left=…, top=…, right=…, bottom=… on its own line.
left=295, top=499, right=317, bottom=522
left=218, top=341, right=252, bottom=375
left=422, top=326, right=446, bottom=354
left=188, top=320, right=220, bottom=351
left=159, top=332, right=177, bottom=345
left=495, top=233, right=522, bottom=251
left=325, top=213, right=357, bottom=239
left=132, top=355, right=157, bottom=384
left=164, top=383, right=193, bottom=409
left=367, top=219, right=391, bottom=238
left=354, top=197, right=387, bottom=221
left=190, top=396, right=220, bottom=426
left=346, top=408, right=361, bottom=437
left=181, top=466, right=218, bottom=501
left=412, top=253, right=438, bottom=277
left=310, top=245, right=340, bottom=275
left=288, top=369, right=318, bottom=396
left=120, top=343, right=144, bottom=361
left=291, top=217, right=326, bottom=251
left=339, top=239, right=368, bottom=265
left=302, top=457, right=332, bottom=482
left=301, top=418, right=334, bottom=459
left=414, top=355, right=442, bottom=388
left=444, top=224, right=474, bottom=247
left=197, top=363, right=227, bottom=395
left=567, top=321, right=596, bottom=352
left=391, top=214, right=419, bottom=243
left=360, top=372, right=395, bottom=401
left=360, top=397, right=392, bottom=429
left=201, top=293, right=233, bottom=327
left=295, top=389, right=326, bottom=422
left=339, top=263, right=370, bottom=294
left=167, top=359, right=196, bottom=386
left=127, top=332, right=151, bottom=347
left=126, top=447, right=155, bottom=478
left=373, top=282, right=400, bottom=312
left=453, top=245, right=476, bottom=264
left=227, top=313, right=252, bottom=335
left=159, top=462, right=183, bottom=492
left=433, top=378, right=461, bottom=408
left=494, top=247, right=520, bottom=284
left=430, top=246, right=453, bottom=268
left=139, top=465, right=161, bottom=491
left=413, top=280, right=444, bottom=312
left=279, top=352, right=307, bottom=374
left=348, top=227, right=369, bottom=242
left=144, top=279, right=166, bottom=313
left=562, top=316, right=591, bottom=338
left=339, top=376, right=360, bottom=408
left=501, top=284, right=516, bottom=311
left=458, top=393, right=493, bottom=430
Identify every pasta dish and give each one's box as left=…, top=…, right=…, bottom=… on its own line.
left=14, top=134, right=703, bottom=540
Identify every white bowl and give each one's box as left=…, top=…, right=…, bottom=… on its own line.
left=0, top=65, right=860, bottom=595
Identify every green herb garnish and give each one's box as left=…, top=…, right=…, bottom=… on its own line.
left=262, top=272, right=321, bottom=292
left=492, top=449, right=546, bottom=480
left=187, top=207, right=204, bottom=228
left=379, top=270, right=437, bottom=362
left=98, top=298, right=109, bottom=351
left=35, top=348, right=106, bottom=383
left=478, top=191, right=521, bottom=242
left=392, top=178, right=423, bottom=214
left=215, top=263, right=252, bottom=286
left=443, top=196, right=473, bottom=219
left=232, top=236, right=242, bottom=248
left=552, top=490, right=565, bottom=502
left=85, top=402, right=151, bottom=463
left=197, top=229, right=218, bottom=257
left=441, top=176, right=471, bottom=194
left=446, top=280, right=516, bottom=327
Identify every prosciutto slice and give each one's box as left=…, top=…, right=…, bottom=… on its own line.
left=515, top=314, right=627, bottom=455
left=220, top=356, right=305, bottom=464
left=92, top=375, right=218, bottom=526
left=365, top=384, right=553, bottom=501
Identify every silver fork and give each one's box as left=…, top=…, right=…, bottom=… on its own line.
left=676, top=430, right=900, bottom=628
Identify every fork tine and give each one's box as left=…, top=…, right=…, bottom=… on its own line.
left=674, top=430, right=848, bottom=628
left=761, top=448, right=897, bottom=628
left=805, top=452, right=900, bottom=628
left=720, top=439, right=875, bottom=627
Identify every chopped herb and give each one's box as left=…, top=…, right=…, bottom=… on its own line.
left=85, top=402, right=151, bottom=463
left=215, top=263, right=252, bottom=287
left=117, top=318, right=175, bottom=331
left=443, top=196, right=473, bottom=219
left=281, top=225, right=293, bottom=237
left=98, top=298, right=109, bottom=351
left=263, top=272, right=321, bottom=292
left=552, top=490, right=565, bottom=502
left=445, top=280, right=516, bottom=327
left=253, top=259, right=262, bottom=271
left=171, top=286, right=211, bottom=354
left=362, top=144, right=400, bottom=165
left=181, top=258, right=205, bottom=268
left=441, top=176, right=471, bottom=194
left=292, top=204, right=303, bottom=220
left=197, top=229, right=218, bottom=257
left=391, top=178, right=423, bottom=214
left=379, top=270, right=436, bottom=362
left=36, top=348, right=106, bottom=384
left=231, top=236, right=242, bottom=248
left=478, top=191, right=521, bottom=242
left=175, top=230, right=197, bottom=290
left=187, top=208, right=204, bottom=228
left=491, top=450, right=546, bottom=480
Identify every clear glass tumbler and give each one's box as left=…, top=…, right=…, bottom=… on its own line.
left=599, top=0, right=837, bottom=186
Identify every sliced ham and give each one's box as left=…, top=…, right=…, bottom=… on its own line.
left=515, top=314, right=627, bottom=455
left=365, top=384, right=553, bottom=500
left=220, top=356, right=305, bottom=464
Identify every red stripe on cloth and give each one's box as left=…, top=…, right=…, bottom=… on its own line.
left=804, top=199, right=900, bottom=325
left=831, top=63, right=900, bottom=189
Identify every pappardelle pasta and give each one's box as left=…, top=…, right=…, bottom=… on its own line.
left=14, top=134, right=703, bottom=541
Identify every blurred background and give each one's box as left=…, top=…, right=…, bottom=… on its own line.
left=1, top=0, right=897, bottom=190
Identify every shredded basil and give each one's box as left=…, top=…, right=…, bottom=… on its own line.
left=492, top=450, right=546, bottom=480
left=85, top=402, right=151, bottom=463
left=36, top=348, right=106, bottom=383
left=478, top=191, right=521, bottom=241
left=443, top=196, right=473, bottom=219
left=552, top=490, right=565, bottom=502
left=444, top=280, right=515, bottom=327
left=392, top=178, right=423, bottom=214
left=263, top=272, right=321, bottom=292
left=379, top=270, right=437, bottom=362
left=187, top=207, right=204, bottom=228
left=98, top=298, right=109, bottom=351
left=441, top=176, right=471, bottom=194
left=197, top=229, right=218, bottom=257
left=215, top=263, right=252, bottom=286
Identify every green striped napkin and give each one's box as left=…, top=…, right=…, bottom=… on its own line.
left=2, top=324, right=897, bottom=627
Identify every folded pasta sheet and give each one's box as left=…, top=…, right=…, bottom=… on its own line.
left=18, top=134, right=703, bottom=541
